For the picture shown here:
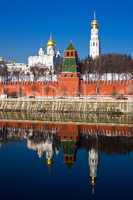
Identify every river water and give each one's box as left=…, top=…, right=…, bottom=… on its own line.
left=0, top=113, right=133, bottom=199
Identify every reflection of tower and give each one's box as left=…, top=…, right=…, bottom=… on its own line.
left=63, top=140, right=76, bottom=168
left=89, top=148, right=98, bottom=193
left=45, top=135, right=54, bottom=167
left=90, top=12, right=100, bottom=59
left=59, top=124, right=79, bottom=168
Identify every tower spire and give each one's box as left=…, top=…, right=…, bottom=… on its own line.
left=94, top=11, right=96, bottom=20
left=50, top=32, right=52, bottom=40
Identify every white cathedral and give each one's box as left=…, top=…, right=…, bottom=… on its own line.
left=28, top=34, right=61, bottom=73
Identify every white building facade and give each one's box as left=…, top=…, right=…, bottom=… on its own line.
left=28, top=35, right=61, bottom=73
left=7, top=62, right=29, bottom=72
left=90, top=13, right=100, bottom=59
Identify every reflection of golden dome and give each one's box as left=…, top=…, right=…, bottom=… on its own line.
left=91, top=176, right=96, bottom=186
left=47, top=39, right=56, bottom=47
left=47, top=158, right=53, bottom=166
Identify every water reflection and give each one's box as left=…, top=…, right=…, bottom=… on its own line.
left=0, top=111, right=133, bottom=124
left=0, top=119, right=133, bottom=193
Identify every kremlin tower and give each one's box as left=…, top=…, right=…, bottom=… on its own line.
left=89, top=12, right=100, bottom=59
left=58, top=42, right=80, bottom=96
left=62, top=43, right=79, bottom=73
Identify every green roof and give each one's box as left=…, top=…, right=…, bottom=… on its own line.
left=66, top=43, right=76, bottom=50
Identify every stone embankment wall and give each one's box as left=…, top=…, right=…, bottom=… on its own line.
left=0, top=99, right=132, bottom=114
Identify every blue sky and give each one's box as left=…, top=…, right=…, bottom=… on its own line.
left=0, top=0, right=133, bottom=62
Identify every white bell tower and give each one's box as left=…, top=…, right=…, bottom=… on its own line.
left=88, top=147, right=98, bottom=192
left=90, top=12, right=100, bottom=59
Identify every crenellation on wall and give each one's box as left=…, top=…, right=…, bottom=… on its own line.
left=0, top=79, right=133, bottom=97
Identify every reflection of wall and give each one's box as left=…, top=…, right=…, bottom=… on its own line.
left=58, top=124, right=79, bottom=142
left=0, top=121, right=132, bottom=137
left=80, top=124, right=133, bottom=137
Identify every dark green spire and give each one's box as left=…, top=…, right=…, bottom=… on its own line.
left=66, top=43, right=76, bottom=50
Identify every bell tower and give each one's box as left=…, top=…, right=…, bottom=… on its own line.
left=89, top=12, right=100, bottom=59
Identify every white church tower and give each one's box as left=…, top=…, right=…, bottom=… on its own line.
left=90, top=12, right=100, bottom=59
left=88, top=147, right=98, bottom=193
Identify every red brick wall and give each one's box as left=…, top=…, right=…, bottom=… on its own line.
left=80, top=80, right=133, bottom=96
left=0, top=76, right=132, bottom=97
left=58, top=73, right=80, bottom=96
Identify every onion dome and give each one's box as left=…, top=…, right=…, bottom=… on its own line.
left=47, top=39, right=56, bottom=46
left=47, top=33, right=56, bottom=47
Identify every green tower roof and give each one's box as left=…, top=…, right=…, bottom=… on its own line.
left=66, top=43, right=76, bottom=50
left=62, top=42, right=80, bottom=73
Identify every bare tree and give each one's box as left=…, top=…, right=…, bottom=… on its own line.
left=79, top=54, right=133, bottom=76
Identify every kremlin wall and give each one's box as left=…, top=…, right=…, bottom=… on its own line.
left=0, top=43, right=133, bottom=98
left=0, top=77, right=132, bottom=97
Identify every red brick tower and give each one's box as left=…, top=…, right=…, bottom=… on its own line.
left=59, top=43, right=80, bottom=97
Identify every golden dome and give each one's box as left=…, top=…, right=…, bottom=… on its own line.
left=91, top=12, right=99, bottom=29
left=47, top=39, right=56, bottom=47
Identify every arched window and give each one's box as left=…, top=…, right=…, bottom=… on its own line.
left=67, top=52, right=69, bottom=57
left=71, top=51, right=74, bottom=56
